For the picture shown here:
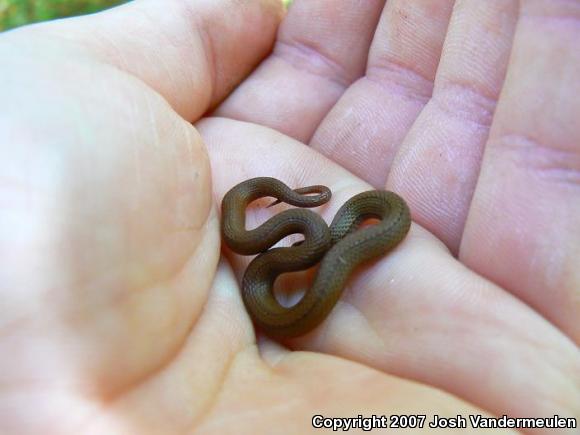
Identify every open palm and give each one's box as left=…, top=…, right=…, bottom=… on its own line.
left=1, top=0, right=578, bottom=434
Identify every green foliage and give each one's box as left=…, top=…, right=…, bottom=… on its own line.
left=0, top=0, right=129, bottom=31
left=1, top=0, right=294, bottom=33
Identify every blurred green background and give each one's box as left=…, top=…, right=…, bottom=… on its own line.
left=0, top=0, right=128, bottom=31
left=0, top=0, right=293, bottom=32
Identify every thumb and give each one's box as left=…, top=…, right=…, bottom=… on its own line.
left=13, top=0, right=284, bottom=121
left=0, top=0, right=282, bottom=408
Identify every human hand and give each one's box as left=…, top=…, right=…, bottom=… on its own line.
left=0, top=0, right=578, bottom=434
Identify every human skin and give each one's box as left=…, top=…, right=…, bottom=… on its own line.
left=0, top=0, right=578, bottom=434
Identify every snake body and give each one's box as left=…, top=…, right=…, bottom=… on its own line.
left=221, top=177, right=411, bottom=338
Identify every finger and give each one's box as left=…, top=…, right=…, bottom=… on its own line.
left=311, top=0, right=454, bottom=188
left=8, top=0, right=283, bottom=121
left=461, top=0, right=580, bottom=342
left=387, top=0, right=518, bottom=253
left=215, top=0, right=386, bottom=142
left=199, top=118, right=579, bottom=429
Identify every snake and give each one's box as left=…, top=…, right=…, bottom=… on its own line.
left=221, top=177, right=411, bottom=338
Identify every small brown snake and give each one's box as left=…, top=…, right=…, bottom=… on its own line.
left=221, top=177, right=411, bottom=338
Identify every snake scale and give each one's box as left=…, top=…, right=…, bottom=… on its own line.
left=221, top=177, right=411, bottom=338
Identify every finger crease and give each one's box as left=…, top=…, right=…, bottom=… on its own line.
left=492, top=133, right=580, bottom=188
left=273, top=38, right=354, bottom=89
left=432, top=81, right=498, bottom=128
left=366, top=60, right=433, bottom=104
